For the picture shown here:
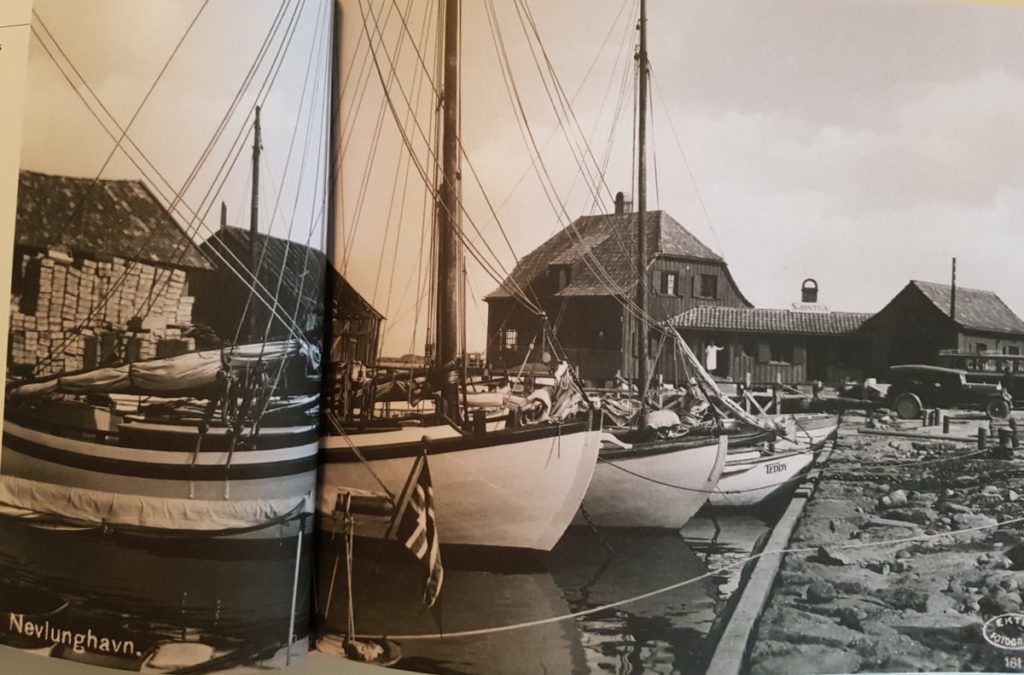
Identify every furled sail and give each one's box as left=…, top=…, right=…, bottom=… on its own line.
left=8, top=340, right=320, bottom=398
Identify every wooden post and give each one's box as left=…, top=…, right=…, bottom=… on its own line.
left=978, top=427, right=988, bottom=451
left=942, top=415, right=951, bottom=435
left=287, top=514, right=306, bottom=666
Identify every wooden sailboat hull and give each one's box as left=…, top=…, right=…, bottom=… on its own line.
left=774, top=414, right=838, bottom=447
left=318, top=421, right=601, bottom=552
left=573, top=435, right=728, bottom=529
left=708, top=448, right=816, bottom=509
left=0, top=418, right=318, bottom=540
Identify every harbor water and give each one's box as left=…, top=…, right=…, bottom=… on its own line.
left=0, top=517, right=312, bottom=670
left=318, top=512, right=780, bottom=675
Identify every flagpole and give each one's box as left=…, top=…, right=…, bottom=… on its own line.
left=383, top=440, right=429, bottom=542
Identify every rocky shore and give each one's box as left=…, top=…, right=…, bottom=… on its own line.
left=746, top=412, right=1024, bottom=674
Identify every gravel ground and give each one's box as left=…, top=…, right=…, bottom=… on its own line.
left=746, top=411, right=1024, bottom=674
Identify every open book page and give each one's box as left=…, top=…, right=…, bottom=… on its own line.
left=0, top=1, right=333, bottom=671
left=319, top=0, right=1024, bottom=674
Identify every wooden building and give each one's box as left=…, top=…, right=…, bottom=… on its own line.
left=326, top=270, right=383, bottom=367
left=194, top=224, right=328, bottom=343
left=9, top=170, right=213, bottom=376
left=668, top=305, right=872, bottom=386
left=860, top=280, right=1024, bottom=373
left=485, top=198, right=752, bottom=385
left=195, top=222, right=381, bottom=362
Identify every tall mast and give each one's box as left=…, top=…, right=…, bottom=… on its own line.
left=249, top=105, right=262, bottom=343
left=436, top=0, right=462, bottom=422
left=636, top=0, right=649, bottom=423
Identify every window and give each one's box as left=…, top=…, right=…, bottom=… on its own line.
left=695, top=273, right=718, bottom=299
left=769, top=338, right=793, bottom=364
left=741, top=338, right=758, bottom=359
left=549, top=265, right=571, bottom=291
left=502, top=328, right=518, bottom=351
left=976, top=343, right=988, bottom=353
left=1008, top=347, right=1021, bottom=356
left=660, top=271, right=678, bottom=296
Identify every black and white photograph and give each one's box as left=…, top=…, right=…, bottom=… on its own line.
left=3, top=0, right=1024, bottom=675
left=0, top=0, right=330, bottom=671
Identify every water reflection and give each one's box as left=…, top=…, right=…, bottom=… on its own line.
left=0, top=517, right=311, bottom=671
left=318, top=514, right=772, bottom=675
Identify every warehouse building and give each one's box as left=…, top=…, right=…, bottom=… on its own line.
left=9, top=170, right=212, bottom=376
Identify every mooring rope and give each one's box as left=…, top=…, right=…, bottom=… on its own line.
left=360, top=512, right=1024, bottom=642
left=596, top=436, right=991, bottom=497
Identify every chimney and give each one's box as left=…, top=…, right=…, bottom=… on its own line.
left=220, top=201, right=228, bottom=230
left=950, top=257, right=957, bottom=321
left=614, top=191, right=633, bottom=215
left=801, top=278, right=819, bottom=303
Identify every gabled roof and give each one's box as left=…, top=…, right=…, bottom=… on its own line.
left=668, top=306, right=872, bottom=336
left=910, top=280, right=1024, bottom=335
left=202, top=227, right=381, bottom=320
left=16, top=170, right=214, bottom=271
left=486, top=210, right=724, bottom=299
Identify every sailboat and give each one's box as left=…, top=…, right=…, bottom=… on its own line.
left=0, top=110, right=321, bottom=546
left=317, top=0, right=601, bottom=554
left=573, top=0, right=741, bottom=530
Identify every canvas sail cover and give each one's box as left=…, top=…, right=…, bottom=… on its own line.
left=0, top=475, right=313, bottom=532
left=8, top=340, right=319, bottom=399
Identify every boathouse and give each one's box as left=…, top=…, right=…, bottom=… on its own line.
left=859, top=280, right=1024, bottom=373
left=194, top=221, right=328, bottom=342
left=194, top=219, right=381, bottom=362
left=668, top=299, right=872, bottom=385
left=485, top=196, right=752, bottom=386
left=9, top=170, right=214, bottom=376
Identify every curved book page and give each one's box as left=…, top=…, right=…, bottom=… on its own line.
left=0, top=0, right=331, bottom=671
left=317, top=0, right=1024, bottom=674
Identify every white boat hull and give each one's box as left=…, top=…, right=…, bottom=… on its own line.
left=709, top=449, right=816, bottom=508
left=319, top=422, right=600, bottom=552
left=573, top=435, right=728, bottom=529
left=773, top=414, right=838, bottom=447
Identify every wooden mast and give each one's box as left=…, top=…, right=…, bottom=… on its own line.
left=436, top=0, right=462, bottom=422
left=636, top=0, right=649, bottom=423
left=249, top=105, right=262, bottom=343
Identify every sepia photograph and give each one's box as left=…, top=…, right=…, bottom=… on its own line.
left=320, top=0, right=1024, bottom=674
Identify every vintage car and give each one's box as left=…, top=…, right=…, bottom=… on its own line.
left=887, top=364, right=1013, bottom=420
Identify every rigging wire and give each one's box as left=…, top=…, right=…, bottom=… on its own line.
left=366, top=0, right=543, bottom=313
left=357, top=0, right=544, bottom=317
left=29, top=0, right=316, bottom=370
left=650, top=66, right=725, bottom=259
left=29, top=0, right=304, bottom=327
left=40, top=0, right=211, bottom=245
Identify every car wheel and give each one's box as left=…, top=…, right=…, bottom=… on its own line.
left=893, top=392, right=923, bottom=420
left=986, top=397, right=1011, bottom=420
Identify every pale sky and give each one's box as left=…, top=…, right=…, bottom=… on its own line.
left=19, top=0, right=332, bottom=262
left=337, top=0, right=1024, bottom=358
left=16, top=1, right=1024, bottom=360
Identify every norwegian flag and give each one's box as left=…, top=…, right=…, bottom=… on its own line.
left=391, top=453, right=444, bottom=607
